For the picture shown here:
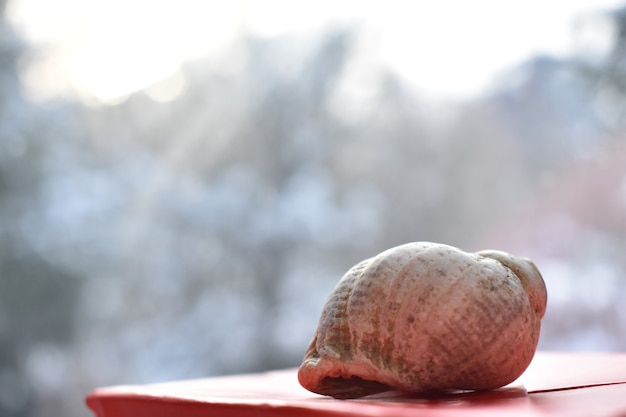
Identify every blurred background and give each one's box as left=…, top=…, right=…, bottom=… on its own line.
left=1, top=0, right=626, bottom=416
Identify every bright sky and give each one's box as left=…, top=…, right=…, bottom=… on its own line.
left=6, top=0, right=622, bottom=105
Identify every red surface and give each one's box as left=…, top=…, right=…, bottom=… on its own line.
left=86, top=352, right=626, bottom=417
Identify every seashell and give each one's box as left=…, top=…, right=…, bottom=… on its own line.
left=298, top=242, right=547, bottom=399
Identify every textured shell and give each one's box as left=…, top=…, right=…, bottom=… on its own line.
left=298, top=242, right=547, bottom=399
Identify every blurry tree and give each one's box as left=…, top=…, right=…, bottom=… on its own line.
left=575, top=4, right=626, bottom=130
left=70, top=30, right=363, bottom=385
left=492, top=56, right=600, bottom=174
left=0, top=7, right=82, bottom=417
left=229, top=31, right=354, bottom=368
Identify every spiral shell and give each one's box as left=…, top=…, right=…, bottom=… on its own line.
left=298, top=242, right=547, bottom=399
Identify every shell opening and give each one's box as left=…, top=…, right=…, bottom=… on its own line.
left=318, top=375, right=392, bottom=399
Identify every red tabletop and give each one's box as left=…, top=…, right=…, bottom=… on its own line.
left=86, top=352, right=626, bottom=417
